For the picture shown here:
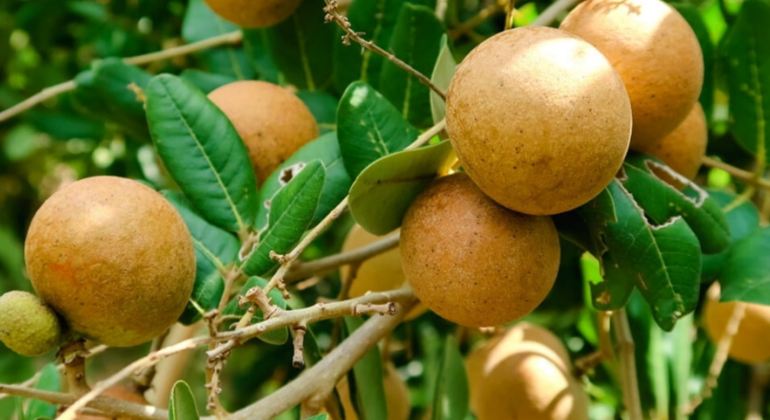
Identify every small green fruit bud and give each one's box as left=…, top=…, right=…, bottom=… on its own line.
left=0, top=291, right=63, bottom=357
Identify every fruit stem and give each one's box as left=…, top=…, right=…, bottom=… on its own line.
left=612, top=308, right=643, bottom=420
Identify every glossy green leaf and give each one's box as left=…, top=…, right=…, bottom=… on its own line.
left=674, top=4, right=715, bottom=120
left=145, top=74, right=258, bottom=234
left=430, top=34, right=456, bottom=127
left=337, top=81, right=421, bottom=178
left=257, top=133, right=352, bottom=229
left=332, top=0, right=407, bottom=92
left=169, top=381, right=200, bottom=420
left=343, top=317, right=387, bottom=420
left=296, top=91, right=339, bottom=134
left=25, top=364, right=59, bottom=420
left=721, top=0, right=770, bottom=161
left=72, top=58, right=152, bottom=138
left=379, top=4, right=447, bottom=127
left=432, top=335, right=469, bottom=420
left=179, top=70, right=236, bottom=94
left=182, top=0, right=253, bottom=80
left=265, top=0, right=334, bottom=90
left=162, top=191, right=238, bottom=325
left=701, top=190, right=760, bottom=282
left=622, top=154, right=731, bottom=254
left=223, top=277, right=288, bottom=344
left=241, top=29, right=280, bottom=83
left=720, top=226, right=770, bottom=304
left=349, top=140, right=455, bottom=235
left=243, top=160, right=325, bottom=276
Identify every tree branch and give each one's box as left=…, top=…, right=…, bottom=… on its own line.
left=702, top=156, right=770, bottom=190
left=449, top=0, right=507, bottom=40
left=613, top=308, right=643, bottom=420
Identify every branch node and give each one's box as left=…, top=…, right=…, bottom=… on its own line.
left=353, top=302, right=397, bottom=316
left=292, top=325, right=308, bottom=369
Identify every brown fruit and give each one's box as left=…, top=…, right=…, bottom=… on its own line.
left=0, top=291, right=63, bottom=357
left=208, top=81, right=319, bottom=186
left=637, top=103, right=708, bottom=180
left=445, top=26, right=631, bottom=215
left=466, top=323, right=589, bottom=420
left=25, top=176, right=195, bottom=347
left=342, top=226, right=427, bottom=320
left=202, top=0, right=302, bottom=28
left=76, top=386, right=147, bottom=420
left=703, top=283, right=770, bottom=364
left=399, top=173, right=560, bottom=327
left=560, top=0, right=704, bottom=149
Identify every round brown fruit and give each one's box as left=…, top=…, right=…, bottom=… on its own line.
left=342, top=226, right=426, bottom=320
left=0, top=291, right=63, bottom=357
left=24, top=176, right=196, bottom=347
left=445, top=26, right=631, bottom=215
left=703, top=282, right=770, bottom=364
left=202, top=0, right=301, bottom=28
left=208, top=81, right=319, bottom=186
left=466, top=323, right=589, bottom=420
left=560, top=0, right=703, bottom=149
left=400, top=173, right=560, bottom=327
left=637, top=102, right=707, bottom=180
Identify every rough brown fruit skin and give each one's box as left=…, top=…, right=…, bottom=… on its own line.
left=75, top=386, right=147, bottom=420
left=445, top=26, right=631, bottom=216
left=703, top=283, right=770, bottom=364
left=560, top=0, right=703, bottom=149
left=208, top=81, right=319, bottom=186
left=466, top=323, right=589, bottom=420
left=202, top=0, right=301, bottom=28
left=637, top=103, right=708, bottom=180
left=25, top=176, right=196, bottom=348
left=342, top=226, right=426, bottom=320
left=0, top=291, right=63, bottom=357
left=400, top=173, right=560, bottom=327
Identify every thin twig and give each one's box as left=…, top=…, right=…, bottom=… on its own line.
left=133, top=330, right=169, bottom=394
left=323, top=0, right=446, bottom=100
left=147, top=323, right=202, bottom=408
left=613, top=308, right=643, bottom=420
left=746, top=364, right=768, bottom=420
left=529, top=0, right=582, bottom=26
left=285, top=231, right=400, bottom=283
left=449, top=0, right=507, bottom=40
left=0, top=31, right=243, bottom=124
left=702, top=156, right=770, bottom=190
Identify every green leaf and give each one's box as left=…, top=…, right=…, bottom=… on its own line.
left=243, top=161, right=325, bottom=276
left=666, top=313, right=693, bottom=420
left=257, top=133, right=352, bottom=229
left=673, top=4, right=715, bottom=121
left=431, top=335, right=469, bottom=420
left=223, top=277, right=288, bottom=344
left=349, top=140, right=455, bottom=235
left=241, top=29, right=280, bottom=84
left=332, top=0, right=407, bottom=92
left=627, top=291, right=670, bottom=416
left=296, top=91, right=339, bottom=134
left=265, top=0, right=334, bottom=90
left=343, top=317, right=387, bottom=420
left=179, top=70, right=237, bottom=94
left=182, top=0, right=253, bottom=80
left=145, top=74, right=258, bottom=234
left=721, top=0, right=770, bottom=161
left=72, top=58, right=152, bottom=138
left=720, top=227, right=770, bottom=304
left=701, top=190, right=760, bottom=282
left=430, top=34, right=456, bottom=126
left=337, top=81, right=421, bottom=178
left=379, top=4, right=447, bottom=127
left=25, top=365, right=59, bottom=420
left=622, top=154, right=731, bottom=254
left=169, top=381, right=200, bottom=420
left=305, top=415, right=329, bottom=420
left=162, top=191, right=238, bottom=325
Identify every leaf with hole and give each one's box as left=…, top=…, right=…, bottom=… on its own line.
left=349, top=140, right=455, bottom=235
left=242, top=160, right=325, bottom=276
left=146, top=74, right=258, bottom=234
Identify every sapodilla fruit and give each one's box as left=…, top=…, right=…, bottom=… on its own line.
left=24, top=176, right=195, bottom=347
left=202, top=0, right=302, bottom=28
left=445, top=26, right=631, bottom=216
left=560, top=0, right=703, bottom=149
left=466, top=323, right=589, bottom=420
left=703, top=282, right=770, bottom=364
left=0, top=291, right=63, bottom=357
left=637, top=103, right=708, bottom=180
left=399, top=173, right=560, bottom=327
left=341, top=226, right=426, bottom=320
left=208, top=81, right=319, bottom=185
